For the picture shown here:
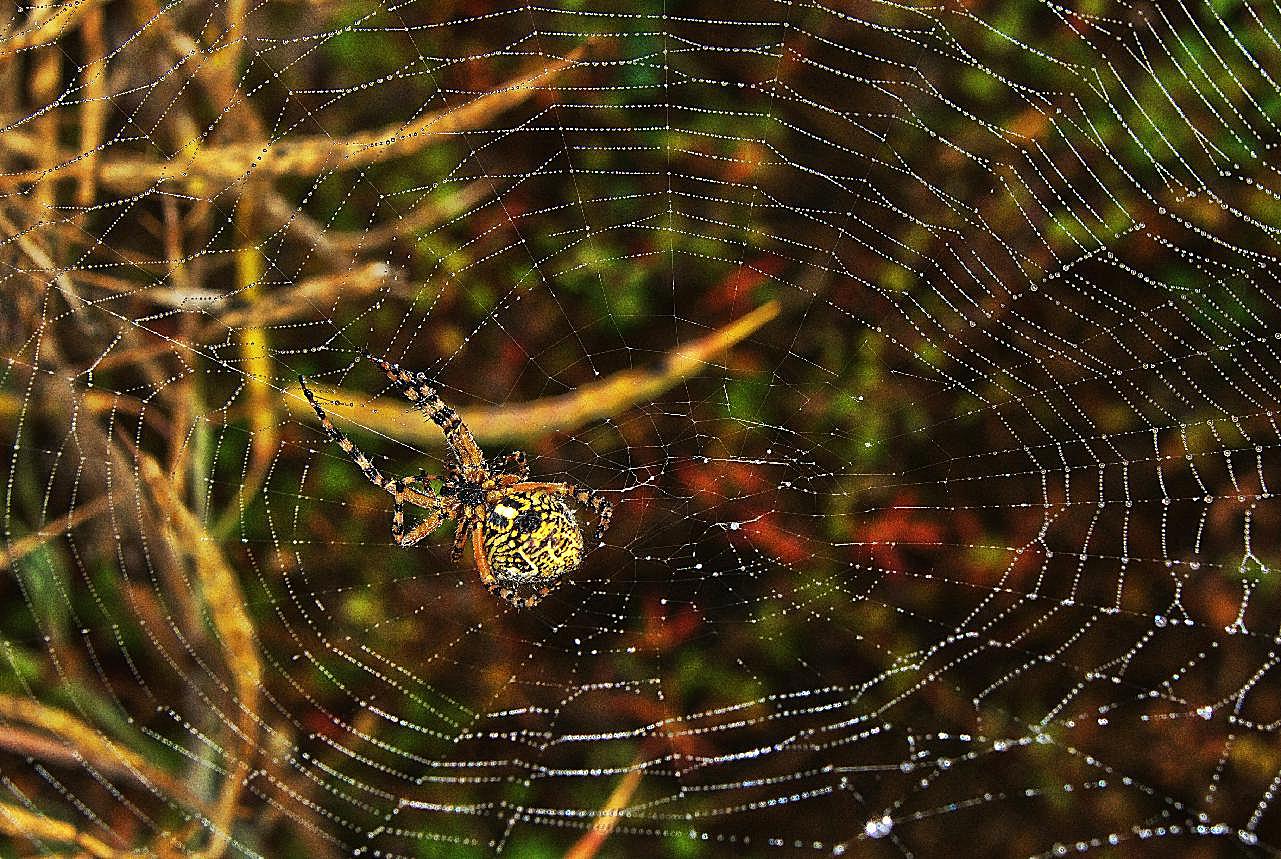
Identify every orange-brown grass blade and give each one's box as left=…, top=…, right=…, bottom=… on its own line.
left=0, top=798, right=137, bottom=857
left=298, top=299, right=781, bottom=446
left=0, top=388, right=150, bottom=425
left=134, top=448, right=261, bottom=859
left=76, top=261, right=395, bottom=327
left=74, top=3, right=107, bottom=208
left=0, top=694, right=210, bottom=816
left=563, top=760, right=645, bottom=859
left=91, top=43, right=594, bottom=193
left=0, top=0, right=103, bottom=58
left=213, top=262, right=399, bottom=329
left=0, top=494, right=111, bottom=571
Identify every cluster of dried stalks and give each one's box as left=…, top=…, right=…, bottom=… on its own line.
left=0, top=4, right=779, bottom=855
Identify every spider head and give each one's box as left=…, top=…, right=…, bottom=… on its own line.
left=457, top=486, right=487, bottom=507
left=482, top=491, right=584, bottom=598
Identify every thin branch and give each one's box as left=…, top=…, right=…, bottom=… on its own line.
left=11, top=44, right=594, bottom=192
left=0, top=694, right=210, bottom=817
left=297, top=299, right=781, bottom=445
left=0, top=494, right=111, bottom=571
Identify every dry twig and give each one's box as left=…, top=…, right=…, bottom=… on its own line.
left=82, top=44, right=589, bottom=192
left=0, top=695, right=208, bottom=814
left=0, top=494, right=111, bottom=571
left=297, top=300, right=781, bottom=446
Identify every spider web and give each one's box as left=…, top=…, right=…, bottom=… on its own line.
left=4, top=0, right=1281, bottom=855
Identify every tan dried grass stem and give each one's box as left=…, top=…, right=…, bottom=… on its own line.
left=0, top=695, right=206, bottom=813
left=0, top=0, right=102, bottom=58
left=330, top=180, right=492, bottom=252
left=298, top=299, right=780, bottom=446
left=136, top=450, right=261, bottom=859
left=214, top=262, right=398, bottom=329
left=0, top=798, right=139, bottom=857
left=212, top=196, right=277, bottom=539
left=0, top=494, right=111, bottom=571
left=75, top=4, right=107, bottom=208
left=563, top=759, right=645, bottom=859
left=93, top=44, right=591, bottom=192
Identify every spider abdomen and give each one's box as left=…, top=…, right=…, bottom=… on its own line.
left=483, top=491, right=584, bottom=592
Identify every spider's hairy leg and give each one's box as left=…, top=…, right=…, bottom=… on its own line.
left=490, top=450, right=529, bottom=480
left=300, top=376, right=392, bottom=491
left=471, top=525, right=497, bottom=588
left=510, top=481, right=614, bottom=544
left=367, top=354, right=485, bottom=468
left=450, top=519, right=473, bottom=565
left=391, top=481, right=446, bottom=547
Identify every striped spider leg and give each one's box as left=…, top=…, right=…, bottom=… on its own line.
left=299, top=376, right=454, bottom=548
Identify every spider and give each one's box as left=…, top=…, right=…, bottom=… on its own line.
left=299, top=355, right=613, bottom=607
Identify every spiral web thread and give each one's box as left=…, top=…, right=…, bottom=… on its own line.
left=4, top=0, right=1281, bottom=856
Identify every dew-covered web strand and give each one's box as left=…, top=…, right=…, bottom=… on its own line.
left=6, top=1, right=1281, bottom=857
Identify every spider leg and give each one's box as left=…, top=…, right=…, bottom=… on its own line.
left=471, top=525, right=497, bottom=588
left=509, top=481, right=614, bottom=544
left=367, top=354, right=485, bottom=469
left=301, top=379, right=444, bottom=509
left=391, top=481, right=445, bottom=547
left=489, top=450, right=529, bottom=480
left=300, top=377, right=394, bottom=492
left=450, top=518, right=473, bottom=565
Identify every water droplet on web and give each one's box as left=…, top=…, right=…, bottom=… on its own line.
left=864, top=816, right=893, bottom=839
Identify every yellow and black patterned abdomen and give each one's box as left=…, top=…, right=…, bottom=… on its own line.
left=483, top=491, right=584, bottom=593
